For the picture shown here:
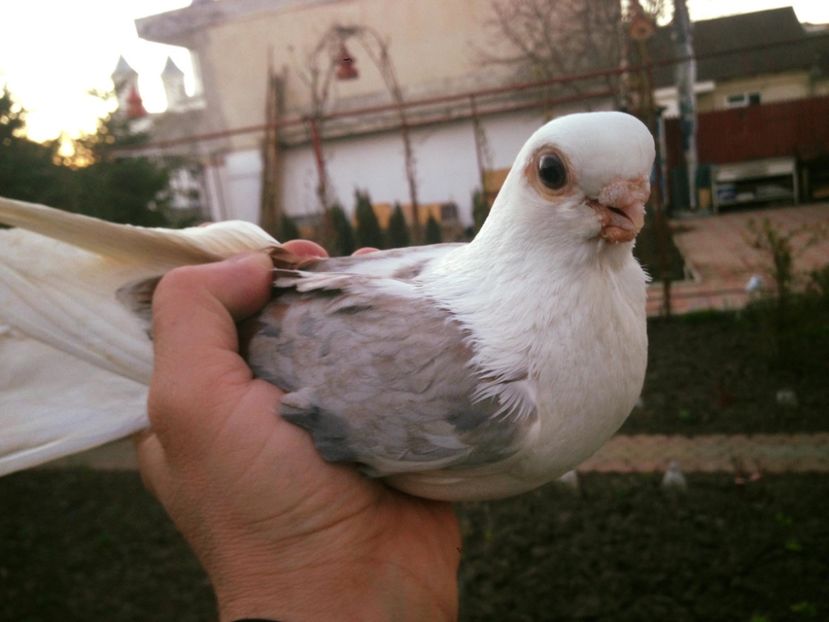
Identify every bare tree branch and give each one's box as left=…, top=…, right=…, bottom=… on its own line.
left=483, top=0, right=625, bottom=106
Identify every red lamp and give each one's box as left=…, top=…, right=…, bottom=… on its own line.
left=335, top=43, right=358, bottom=80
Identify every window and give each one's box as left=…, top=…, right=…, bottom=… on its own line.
left=725, top=92, right=762, bottom=108
left=440, top=203, right=459, bottom=222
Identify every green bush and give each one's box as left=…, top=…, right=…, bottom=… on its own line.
left=387, top=202, right=410, bottom=248
left=354, top=189, right=384, bottom=249
left=472, top=188, right=490, bottom=234
left=807, top=264, right=829, bottom=303
left=278, top=214, right=300, bottom=241
left=328, top=203, right=355, bottom=256
left=746, top=219, right=828, bottom=370
left=424, top=213, right=442, bottom=244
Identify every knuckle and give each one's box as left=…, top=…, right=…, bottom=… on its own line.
left=151, top=266, right=206, bottom=333
left=154, top=265, right=200, bottom=305
left=146, top=373, right=179, bottom=431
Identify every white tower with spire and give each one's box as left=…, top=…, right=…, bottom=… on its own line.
left=111, top=56, right=139, bottom=115
left=162, top=57, right=188, bottom=111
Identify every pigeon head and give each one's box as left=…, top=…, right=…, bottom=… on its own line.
left=487, top=111, right=655, bottom=249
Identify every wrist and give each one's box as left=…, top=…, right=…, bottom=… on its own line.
left=213, top=539, right=457, bottom=622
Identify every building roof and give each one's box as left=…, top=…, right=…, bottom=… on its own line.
left=650, top=7, right=829, bottom=88
left=137, top=0, right=338, bottom=46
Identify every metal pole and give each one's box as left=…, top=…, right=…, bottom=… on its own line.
left=469, top=94, right=491, bottom=205
left=307, top=116, right=328, bottom=210
left=674, top=0, right=698, bottom=211
left=638, top=37, right=672, bottom=317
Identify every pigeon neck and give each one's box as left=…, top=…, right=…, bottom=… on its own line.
left=463, top=199, right=636, bottom=279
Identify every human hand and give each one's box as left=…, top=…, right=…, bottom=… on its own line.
left=136, top=241, right=460, bottom=622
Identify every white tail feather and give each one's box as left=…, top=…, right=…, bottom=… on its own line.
left=0, top=196, right=278, bottom=271
left=0, top=331, right=147, bottom=476
left=0, top=197, right=279, bottom=475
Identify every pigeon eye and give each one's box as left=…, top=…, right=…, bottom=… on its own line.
left=537, top=154, right=567, bottom=190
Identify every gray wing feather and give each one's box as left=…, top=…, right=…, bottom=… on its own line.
left=245, top=271, right=536, bottom=477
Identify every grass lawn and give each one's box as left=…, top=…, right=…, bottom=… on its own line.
left=622, top=298, right=829, bottom=435
left=459, top=474, right=828, bottom=621
left=1, top=471, right=827, bottom=621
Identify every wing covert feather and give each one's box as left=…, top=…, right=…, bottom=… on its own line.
left=243, top=274, right=536, bottom=476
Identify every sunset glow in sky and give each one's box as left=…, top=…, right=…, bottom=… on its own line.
left=1, top=0, right=828, bottom=143
left=0, top=0, right=192, bottom=142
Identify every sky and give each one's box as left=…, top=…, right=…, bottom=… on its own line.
left=1, top=0, right=828, bottom=144
left=0, top=0, right=192, bottom=142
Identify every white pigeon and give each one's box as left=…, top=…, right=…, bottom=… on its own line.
left=0, top=111, right=654, bottom=501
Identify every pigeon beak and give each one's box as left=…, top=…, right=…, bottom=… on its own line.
left=588, top=176, right=650, bottom=243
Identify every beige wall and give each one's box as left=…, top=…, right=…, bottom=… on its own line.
left=698, top=70, right=818, bottom=112
left=189, top=0, right=508, bottom=151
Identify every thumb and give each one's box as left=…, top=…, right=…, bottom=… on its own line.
left=148, top=252, right=274, bottom=448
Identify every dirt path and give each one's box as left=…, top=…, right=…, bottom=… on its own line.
left=647, top=202, right=829, bottom=315
left=581, top=433, right=829, bottom=474
left=39, top=433, right=829, bottom=475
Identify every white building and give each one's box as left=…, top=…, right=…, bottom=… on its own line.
left=131, top=0, right=618, bottom=231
